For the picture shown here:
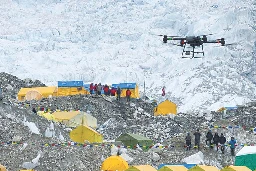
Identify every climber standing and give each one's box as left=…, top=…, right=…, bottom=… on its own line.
left=205, top=130, right=213, bottom=148
left=116, top=86, right=121, bottom=101
left=126, top=88, right=131, bottom=102
left=229, top=137, right=237, bottom=156
left=213, top=132, right=220, bottom=151
left=194, top=129, right=201, bottom=150
left=89, top=83, right=94, bottom=95
left=110, top=87, right=116, bottom=96
left=185, top=132, right=192, bottom=151
left=219, top=133, right=226, bottom=154
left=162, top=86, right=165, bottom=96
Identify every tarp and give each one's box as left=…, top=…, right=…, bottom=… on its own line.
left=66, top=111, right=97, bottom=128
left=154, top=100, right=177, bottom=116
left=101, top=156, right=128, bottom=171
left=0, top=164, right=6, bottom=171
left=18, top=86, right=57, bottom=101
left=217, top=107, right=238, bottom=112
left=52, top=111, right=80, bottom=122
left=125, top=165, right=156, bottom=171
left=116, top=133, right=153, bottom=151
left=58, top=81, right=83, bottom=87
left=158, top=165, right=188, bottom=171
left=57, top=87, right=89, bottom=96
left=37, top=111, right=55, bottom=121
left=235, top=146, right=256, bottom=170
left=70, top=125, right=103, bottom=143
left=221, top=166, right=252, bottom=171
left=188, top=165, right=219, bottom=171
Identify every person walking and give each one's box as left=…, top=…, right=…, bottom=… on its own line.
left=185, top=133, right=192, bottom=151
left=219, top=133, right=226, bottom=154
left=110, top=87, right=116, bottom=96
left=205, top=130, right=213, bottom=148
left=116, top=86, right=121, bottom=101
left=213, top=132, right=220, bottom=151
left=229, top=137, right=237, bottom=156
left=194, top=129, right=201, bottom=150
left=126, top=88, right=131, bottom=102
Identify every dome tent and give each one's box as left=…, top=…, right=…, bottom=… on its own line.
left=235, top=146, right=256, bottom=170
left=0, top=164, right=6, bottom=171
left=221, top=165, right=252, bottom=171
left=101, top=156, right=128, bottom=171
left=125, top=165, right=156, bottom=171
left=154, top=99, right=177, bottom=116
left=158, top=165, right=188, bottom=171
left=70, top=125, right=103, bottom=143
left=188, top=165, right=219, bottom=171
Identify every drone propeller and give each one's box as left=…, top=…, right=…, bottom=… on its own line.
left=198, top=33, right=214, bottom=37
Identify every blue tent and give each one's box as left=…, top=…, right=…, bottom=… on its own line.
left=158, top=164, right=196, bottom=170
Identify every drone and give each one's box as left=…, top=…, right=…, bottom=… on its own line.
left=158, top=34, right=230, bottom=58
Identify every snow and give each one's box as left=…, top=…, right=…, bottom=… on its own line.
left=181, top=151, right=205, bottom=164
left=0, top=0, right=255, bottom=113
left=23, top=120, right=40, bottom=135
left=236, top=146, right=256, bottom=156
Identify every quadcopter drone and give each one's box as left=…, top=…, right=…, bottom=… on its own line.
left=159, top=34, right=230, bottom=58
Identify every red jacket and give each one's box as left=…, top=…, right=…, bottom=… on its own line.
left=90, top=84, right=94, bottom=91
left=104, top=86, right=109, bottom=93
left=126, top=90, right=131, bottom=96
left=94, top=85, right=98, bottom=91
left=110, top=89, right=116, bottom=95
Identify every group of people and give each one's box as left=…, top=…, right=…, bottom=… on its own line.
left=89, top=83, right=132, bottom=102
left=185, top=129, right=237, bottom=156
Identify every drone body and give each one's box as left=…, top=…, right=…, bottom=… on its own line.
left=160, top=34, right=226, bottom=58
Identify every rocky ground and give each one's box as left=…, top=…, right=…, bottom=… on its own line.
left=0, top=72, right=256, bottom=171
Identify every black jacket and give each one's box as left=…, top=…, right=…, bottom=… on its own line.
left=194, top=132, right=201, bottom=141
left=219, top=136, right=226, bottom=144
left=206, top=132, right=213, bottom=140
left=185, top=135, right=191, bottom=143
left=213, top=134, right=220, bottom=143
left=116, top=88, right=121, bottom=95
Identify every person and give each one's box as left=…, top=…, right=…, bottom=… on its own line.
left=116, top=86, right=121, bottom=101
left=94, top=84, right=98, bottom=95
left=32, top=107, right=37, bottom=114
left=126, top=88, right=131, bottom=102
left=0, top=88, right=2, bottom=101
left=103, top=84, right=109, bottom=96
left=213, top=132, right=220, bottom=151
left=194, top=129, right=201, bottom=150
left=185, top=133, right=192, bottom=151
left=229, top=137, right=236, bottom=156
left=97, top=83, right=102, bottom=95
left=206, top=130, right=213, bottom=148
left=89, top=83, right=94, bottom=95
left=219, top=133, right=226, bottom=154
left=110, top=87, right=116, bottom=96
left=162, top=86, right=165, bottom=96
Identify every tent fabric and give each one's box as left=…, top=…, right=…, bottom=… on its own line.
left=57, top=87, right=89, bottom=96
left=111, top=83, right=140, bottom=98
left=235, top=146, right=256, bottom=170
left=158, top=165, right=188, bottom=171
left=101, top=156, right=128, bottom=171
left=116, top=133, right=153, bottom=151
left=0, top=164, right=6, bottom=171
left=125, top=165, right=156, bottom=171
left=221, top=166, right=252, bottom=171
left=18, top=86, right=57, bottom=101
left=25, top=90, right=43, bottom=101
left=158, top=164, right=196, bottom=170
left=66, top=112, right=97, bottom=128
left=188, top=165, right=219, bottom=171
left=154, top=100, right=177, bottom=116
left=70, top=125, right=103, bottom=143
left=52, top=111, right=80, bottom=122
left=37, top=111, right=55, bottom=121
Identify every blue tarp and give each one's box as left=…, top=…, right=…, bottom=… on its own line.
left=158, top=164, right=197, bottom=169
left=58, top=81, right=83, bottom=87
left=118, top=83, right=136, bottom=89
left=224, top=106, right=238, bottom=110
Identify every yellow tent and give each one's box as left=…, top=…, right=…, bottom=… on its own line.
left=70, top=125, right=103, bottom=143
left=125, top=165, right=156, bottom=171
left=17, top=86, right=57, bottom=101
left=154, top=99, right=177, bottom=116
left=158, top=165, right=188, bottom=171
left=57, top=87, right=89, bottom=96
left=52, top=111, right=80, bottom=123
left=101, top=156, right=129, bottom=171
left=221, top=166, right=252, bottom=171
left=189, top=165, right=219, bottom=171
left=0, top=164, right=6, bottom=171
left=65, top=111, right=97, bottom=129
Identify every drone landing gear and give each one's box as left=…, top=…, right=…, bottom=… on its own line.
left=181, top=45, right=204, bottom=59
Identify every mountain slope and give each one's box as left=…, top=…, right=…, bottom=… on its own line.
left=0, top=0, right=255, bottom=112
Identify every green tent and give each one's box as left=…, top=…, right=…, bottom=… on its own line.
left=235, top=146, right=256, bottom=170
left=116, top=133, right=153, bottom=151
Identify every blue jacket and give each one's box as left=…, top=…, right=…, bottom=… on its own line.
left=229, top=139, right=236, bottom=148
